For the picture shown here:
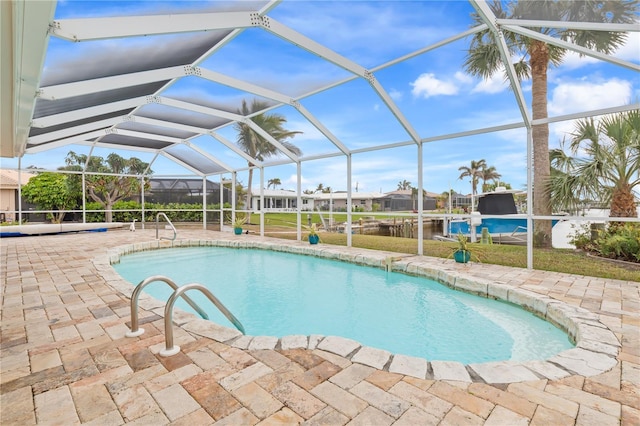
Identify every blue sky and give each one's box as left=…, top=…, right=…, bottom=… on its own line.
left=4, top=0, right=639, bottom=196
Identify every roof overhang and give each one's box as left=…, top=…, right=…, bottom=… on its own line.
left=1, top=0, right=56, bottom=158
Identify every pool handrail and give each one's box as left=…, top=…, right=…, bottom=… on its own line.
left=160, top=283, right=246, bottom=357
left=156, top=212, right=177, bottom=241
left=125, top=275, right=208, bottom=338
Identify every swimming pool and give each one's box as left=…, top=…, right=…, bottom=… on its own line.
left=113, top=246, right=573, bottom=364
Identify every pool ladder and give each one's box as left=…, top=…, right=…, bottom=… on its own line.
left=126, top=275, right=245, bottom=357
left=155, top=212, right=177, bottom=241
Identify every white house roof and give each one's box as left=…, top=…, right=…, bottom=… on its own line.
left=0, top=170, right=37, bottom=189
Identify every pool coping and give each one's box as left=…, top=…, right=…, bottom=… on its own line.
left=95, top=237, right=621, bottom=385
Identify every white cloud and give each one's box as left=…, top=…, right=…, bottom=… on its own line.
left=454, top=71, right=474, bottom=84
left=470, top=73, right=509, bottom=94
left=389, top=89, right=403, bottom=101
left=411, top=73, right=459, bottom=98
left=547, top=77, right=633, bottom=143
left=548, top=78, right=632, bottom=116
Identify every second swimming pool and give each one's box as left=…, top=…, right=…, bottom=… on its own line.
left=113, top=246, right=573, bottom=364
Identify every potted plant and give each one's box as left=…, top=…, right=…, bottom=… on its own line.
left=307, top=223, right=320, bottom=244
left=233, top=216, right=246, bottom=235
left=451, top=232, right=472, bottom=263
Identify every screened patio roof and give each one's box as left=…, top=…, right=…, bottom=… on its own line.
left=4, top=0, right=638, bottom=179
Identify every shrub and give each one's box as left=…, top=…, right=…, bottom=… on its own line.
left=571, top=222, right=640, bottom=263
left=596, top=223, right=640, bottom=262
left=85, top=201, right=230, bottom=223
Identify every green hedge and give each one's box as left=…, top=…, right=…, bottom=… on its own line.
left=571, top=222, right=640, bottom=263
left=85, top=201, right=231, bottom=223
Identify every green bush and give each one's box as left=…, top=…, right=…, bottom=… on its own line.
left=571, top=222, right=640, bottom=263
left=85, top=201, right=230, bottom=223
left=596, top=223, right=640, bottom=262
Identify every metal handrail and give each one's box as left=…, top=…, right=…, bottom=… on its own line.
left=125, top=275, right=208, bottom=338
left=156, top=212, right=177, bottom=241
left=160, top=283, right=245, bottom=357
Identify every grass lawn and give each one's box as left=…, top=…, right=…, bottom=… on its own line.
left=252, top=222, right=639, bottom=282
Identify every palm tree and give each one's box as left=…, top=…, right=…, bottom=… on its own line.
left=458, top=159, right=487, bottom=202
left=267, top=178, right=281, bottom=190
left=480, top=166, right=502, bottom=193
left=234, top=99, right=302, bottom=219
left=315, top=183, right=324, bottom=193
left=464, top=0, right=636, bottom=246
left=550, top=110, right=640, bottom=219
left=397, top=179, right=411, bottom=191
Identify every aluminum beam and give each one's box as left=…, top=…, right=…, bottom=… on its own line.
left=503, top=24, right=640, bottom=72
left=37, top=66, right=186, bottom=100
left=31, top=96, right=149, bottom=128
left=50, top=11, right=255, bottom=41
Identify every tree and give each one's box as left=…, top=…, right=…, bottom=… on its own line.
left=62, top=152, right=150, bottom=222
left=550, top=110, right=640, bottom=219
left=464, top=0, right=636, bottom=246
left=21, top=172, right=76, bottom=223
left=267, top=178, right=281, bottom=190
left=234, top=99, right=302, bottom=219
left=397, top=179, right=411, bottom=190
left=458, top=159, right=487, bottom=202
left=484, top=181, right=512, bottom=193
left=480, top=166, right=502, bottom=193
left=315, top=183, right=324, bottom=193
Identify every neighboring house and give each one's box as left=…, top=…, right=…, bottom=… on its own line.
left=250, top=189, right=316, bottom=211
left=374, top=190, right=437, bottom=212
left=314, top=191, right=382, bottom=212
left=0, top=169, right=36, bottom=222
left=250, top=189, right=444, bottom=212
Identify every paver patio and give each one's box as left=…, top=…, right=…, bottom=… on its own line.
left=1, top=228, right=638, bottom=425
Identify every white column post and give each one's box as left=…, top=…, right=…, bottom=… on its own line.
left=17, top=158, right=22, bottom=224
left=417, top=143, right=424, bottom=255
left=259, top=167, right=265, bottom=236
left=297, top=162, right=302, bottom=241
left=346, top=154, right=352, bottom=247
left=202, top=176, right=207, bottom=230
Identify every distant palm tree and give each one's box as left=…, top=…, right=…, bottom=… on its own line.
left=234, top=99, right=302, bottom=219
left=315, top=183, right=324, bottom=193
left=267, top=178, right=281, bottom=190
left=550, top=110, right=640, bottom=219
left=458, top=159, right=487, bottom=201
left=464, top=0, right=636, bottom=246
left=397, top=179, right=411, bottom=190
left=480, top=166, right=502, bottom=193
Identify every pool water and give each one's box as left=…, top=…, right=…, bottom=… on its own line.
left=114, top=246, right=573, bottom=364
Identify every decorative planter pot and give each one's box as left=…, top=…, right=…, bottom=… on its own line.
left=309, top=234, right=320, bottom=244
left=453, top=250, right=471, bottom=263
left=234, top=227, right=243, bottom=235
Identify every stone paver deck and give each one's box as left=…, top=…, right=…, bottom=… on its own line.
left=1, top=229, right=638, bottom=425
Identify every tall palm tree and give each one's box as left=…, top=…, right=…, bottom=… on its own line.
left=267, top=178, right=281, bottom=190
left=550, top=110, right=640, bottom=219
left=234, top=99, right=302, bottom=218
left=480, top=166, right=502, bottom=193
left=315, top=183, right=324, bottom=193
left=464, top=0, right=636, bottom=246
left=458, top=159, right=487, bottom=202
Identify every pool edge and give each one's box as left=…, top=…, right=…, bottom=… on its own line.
left=96, top=236, right=621, bottom=384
